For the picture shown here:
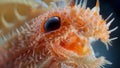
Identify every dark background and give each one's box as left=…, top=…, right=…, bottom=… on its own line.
left=89, top=0, right=120, bottom=68
left=76, top=0, right=120, bottom=68
left=93, top=0, right=120, bottom=68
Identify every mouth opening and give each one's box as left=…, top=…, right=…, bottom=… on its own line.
left=60, top=32, right=91, bottom=56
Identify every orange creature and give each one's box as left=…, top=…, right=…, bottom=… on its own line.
left=0, top=0, right=118, bottom=68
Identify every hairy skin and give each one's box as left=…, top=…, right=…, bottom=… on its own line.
left=0, top=0, right=117, bottom=68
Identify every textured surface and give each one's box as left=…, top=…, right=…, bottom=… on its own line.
left=0, top=0, right=119, bottom=68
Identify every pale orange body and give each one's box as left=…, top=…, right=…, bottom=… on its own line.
left=0, top=0, right=117, bottom=68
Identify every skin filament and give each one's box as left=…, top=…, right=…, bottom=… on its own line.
left=0, top=0, right=117, bottom=68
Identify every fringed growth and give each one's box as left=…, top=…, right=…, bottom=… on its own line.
left=0, top=0, right=117, bottom=68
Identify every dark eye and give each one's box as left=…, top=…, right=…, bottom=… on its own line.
left=44, top=16, right=61, bottom=32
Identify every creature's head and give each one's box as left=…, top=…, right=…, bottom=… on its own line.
left=31, top=0, right=117, bottom=67
left=0, top=0, right=118, bottom=68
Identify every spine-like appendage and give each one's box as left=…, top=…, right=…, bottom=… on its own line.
left=0, top=0, right=117, bottom=68
left=0, top=16, right=56, bottom=68
left=0, top=19, right=39, bottom=68
left=0, top=21, right=32, bottom=67
left=0, top=1, right=68, bottom=67
left=0, top=0, right=52, bottom=35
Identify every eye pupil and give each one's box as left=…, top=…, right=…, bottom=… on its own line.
left=44, top=17, right=61, bottom=32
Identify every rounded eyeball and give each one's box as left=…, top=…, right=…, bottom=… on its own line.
left=44, top=16, right=61, bottom=32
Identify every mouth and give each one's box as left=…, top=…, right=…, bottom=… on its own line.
left=60, top=31, right=91, bottom=56
left=49, top=29, right=112, bottom=67
left=45, top=25, right=92, bottom=58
